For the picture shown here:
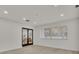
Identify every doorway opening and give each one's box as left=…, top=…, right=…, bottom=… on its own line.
left=22, top=27, right=33, bottom=47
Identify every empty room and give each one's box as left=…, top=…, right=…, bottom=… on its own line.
left=0, top=5, right=79, bottom=54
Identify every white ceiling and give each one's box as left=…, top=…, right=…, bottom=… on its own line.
left=0, top=5, right=78, bottom=26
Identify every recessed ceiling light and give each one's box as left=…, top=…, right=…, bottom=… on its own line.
left=4, top=10, right=8, bottom=14
left=23, top=17, right=30, bottom=22
left=23, top=17, right=26, bottom=21
left=60, top=14, right=64, bottom=16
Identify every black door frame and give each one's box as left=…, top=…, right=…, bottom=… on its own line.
left=22, top=27, right=33, bottom=47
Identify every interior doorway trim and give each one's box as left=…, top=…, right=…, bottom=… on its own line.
left=22, top=27, right=33, bottom=47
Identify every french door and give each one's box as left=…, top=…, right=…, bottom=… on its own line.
left=22, top=28, right=33, bottom=47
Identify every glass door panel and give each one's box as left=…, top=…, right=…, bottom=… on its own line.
left=22, top=29, right=27, bottom=45
left=28, top=30, right=33, bottom=44
left=22, top=28, right=33, bottom=47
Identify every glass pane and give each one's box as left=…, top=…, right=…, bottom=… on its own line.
left=23, top=29, right=27, bottom=44
left=28, top=30, right=32, bottom=44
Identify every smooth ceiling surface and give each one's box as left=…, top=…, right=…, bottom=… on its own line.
left=0, top=5, right=78, bottom=26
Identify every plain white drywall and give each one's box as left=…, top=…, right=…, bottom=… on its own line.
left=0, top=19, right=33, bottom=52
left=34, top=18, right=79, bottom=51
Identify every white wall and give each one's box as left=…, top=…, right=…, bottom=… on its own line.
left=0, top=19, right=33, bottom=52
left=34, top=18, right=79, bottom=51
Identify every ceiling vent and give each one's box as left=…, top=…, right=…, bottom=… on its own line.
left=25, top=19, right=30, bottom=22
left=75, top=5, right=79, bottom=8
